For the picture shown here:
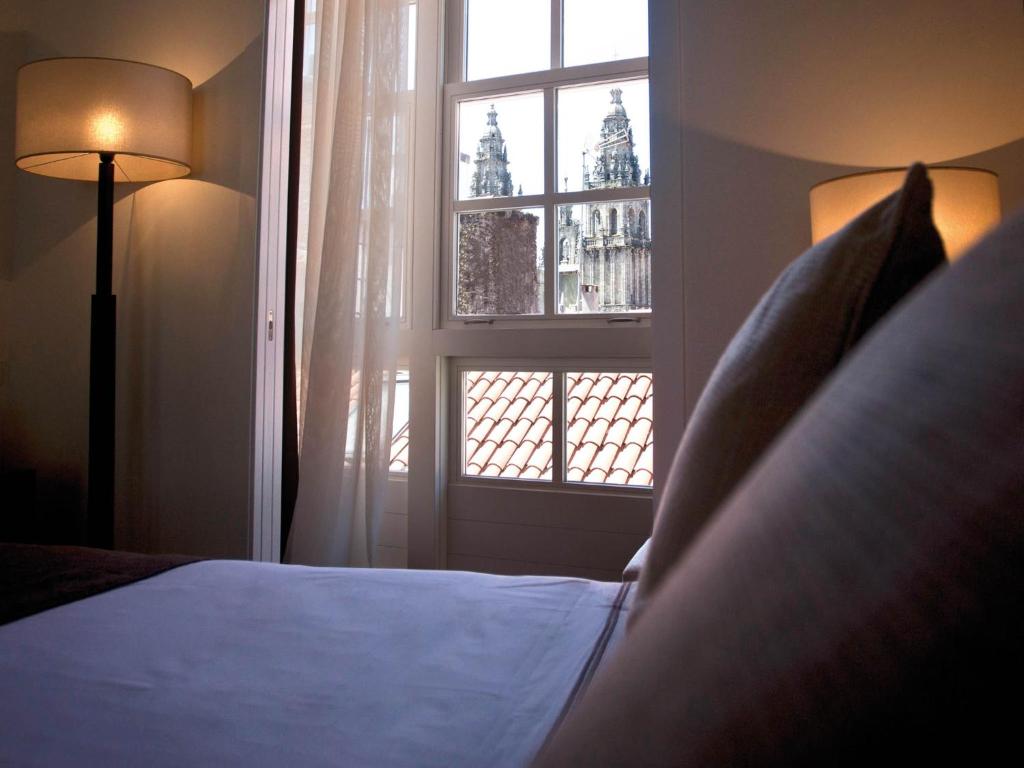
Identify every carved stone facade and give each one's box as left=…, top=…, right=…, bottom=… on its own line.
left=557, top=198, right=650, bottom=313
left=560, top=88, right=651, bottom=312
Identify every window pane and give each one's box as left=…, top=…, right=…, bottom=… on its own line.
left=464, top=371, right=553, bottom=480
left=456, top=208, right=544, bottom=316
left=557, top=79, right=650, bottom=194
left=563, top=0, right=648, bottom=67
left=566, top=372, right=652, bottom=487
left=389, top=369, right=410, bottom=473
left=466, top=0, right=550, bottom=81
left=557, top=199, right=650, bottom=313
left=458, top=93, right=543, bottom=200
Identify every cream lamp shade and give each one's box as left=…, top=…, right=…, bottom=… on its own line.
left=15, top=57, right=192, bottom=183
left=810, top=167, right=1000, bottom=260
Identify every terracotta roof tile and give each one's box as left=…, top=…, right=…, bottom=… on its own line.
left=630, top=468, right=653, bottom=486
left=605, top=468, right=631, bottom=485
left=581, top=417, right=611, bottom=449
left=589, top=373, right=615, bottom=401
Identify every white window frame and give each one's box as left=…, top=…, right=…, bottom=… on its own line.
left=404, top=0, right=664, bottom=569
left=449, top=358, right=653, bottom=495
left=251, top=0, right=296, bottom=562
left=440, top=0, right=652, bottom=328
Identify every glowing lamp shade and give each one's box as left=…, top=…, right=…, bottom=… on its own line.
left=810, top=167, right=1000, bottom=260
left=15, top=57, right=192, bottom=182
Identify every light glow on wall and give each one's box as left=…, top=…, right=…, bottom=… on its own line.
left=810, top=167, right=1001, bottom=260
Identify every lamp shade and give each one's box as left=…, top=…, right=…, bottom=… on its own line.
left=810, top=167, right=1000, bottom=259
left=15, top=57, right=192, bottom=183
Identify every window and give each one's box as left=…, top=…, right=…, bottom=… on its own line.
left=399, top=0, right=654, bottom=574
left=441, top=1, right=652, bottom=495
left=462, top=370, right=553, bottom=480
left=389, top=369, right=411, bottom=473
left=444, top=0, right=652, bottom=321
left=456, top=365, right=653, bottom=489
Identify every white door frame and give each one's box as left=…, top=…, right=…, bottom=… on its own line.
left=250, top=0, right=295, bottom=562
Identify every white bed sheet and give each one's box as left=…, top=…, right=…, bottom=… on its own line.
left=0, top=560, right=628, bottom=767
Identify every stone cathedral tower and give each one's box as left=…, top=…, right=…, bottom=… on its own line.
left=459, top=106, right=539, bottom=315
left=584, top=88, right=645, bottom=190
left=469, top=105, right=514, bottom=198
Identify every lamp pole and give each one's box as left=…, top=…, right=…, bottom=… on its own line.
left=87, top=152, right=116, bottom=548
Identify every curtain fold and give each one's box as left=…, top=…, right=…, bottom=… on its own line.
left=286, top=0, right=412, bottom=567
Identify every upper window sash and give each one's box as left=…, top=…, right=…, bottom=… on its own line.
left=448, top=0, right=649, bottom=85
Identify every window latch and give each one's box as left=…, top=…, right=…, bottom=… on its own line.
left=268, top=310, right=275, bottom=341
left=463, top=319, right=494, bottom=325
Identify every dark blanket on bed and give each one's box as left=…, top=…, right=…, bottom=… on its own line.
left=0, top=544, right=199, bottom=626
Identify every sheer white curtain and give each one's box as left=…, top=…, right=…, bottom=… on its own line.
left=286, top=0, right=412, bottom=566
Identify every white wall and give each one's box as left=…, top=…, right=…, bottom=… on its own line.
left=656, top=0, right=1023, bottom=425
left=0, top=0, right=267, bottom=557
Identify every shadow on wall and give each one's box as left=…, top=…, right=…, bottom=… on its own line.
left=677, top=126, right=1024, bottom=419
left=1, top=30, right=98, bottom=543
left=190, top=37, right=262, bottom=197
left=955, top=138, right=1024, bottom=219
left=116, top=37, right=262, bottom=556
left=0, top=31, right=28, bottom=282
left=672, top=1, right=1024, bottom=419
left=1, top=30, right=263, bottom=553
left=678, top=127, right=863, bottom=417
left=678, top=1, right=1024, bottom=169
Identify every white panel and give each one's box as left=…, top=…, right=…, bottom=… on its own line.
left=448, top=482, right=650, bottom=534
left=375, top=544, right=409, bottom=568
left=448, top=517, right=645, bottom=573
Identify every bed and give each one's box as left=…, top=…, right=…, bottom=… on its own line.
left=0, top=545, right=630, bottom=767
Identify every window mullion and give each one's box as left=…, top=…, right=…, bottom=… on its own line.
left=551, top=367, right=565, bottom=486
left=550, top=0, right=562, bottom=71
left=543, top=87, right=556, bottom=319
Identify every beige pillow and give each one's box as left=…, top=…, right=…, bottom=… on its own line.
left=635, top=164, right=946, bottom=616
left=534, top=209, right=1024, bottom=766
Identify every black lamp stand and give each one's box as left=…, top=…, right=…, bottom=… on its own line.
left=87, top=152, right=115, bottom=548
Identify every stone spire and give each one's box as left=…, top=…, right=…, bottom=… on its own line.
left=469, top=105, right=514, bottom=197
left=587, top=88, right=644, bottom=190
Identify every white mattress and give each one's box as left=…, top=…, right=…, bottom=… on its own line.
left=0, top=560, right=629, bottom=767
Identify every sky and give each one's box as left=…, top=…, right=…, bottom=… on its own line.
left=459, top=0, right=650, bottom=200
left=466, top=0, right=648, bottom=80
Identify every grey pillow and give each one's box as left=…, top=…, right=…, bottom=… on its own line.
left=534, top=209, right=1024, bottom=766
left=635, top=164, right=946, bottom=615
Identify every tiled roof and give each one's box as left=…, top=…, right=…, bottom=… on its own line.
left=389, top=421, right=410, bottom=472
left=566, top=372, right=653, bottom=486
left=389, top=370, right=653, bottom=487
left=465, top=371, right=554, bottom=479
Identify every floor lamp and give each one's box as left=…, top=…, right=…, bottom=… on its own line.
left=14, top=57, right=192, bottom=548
